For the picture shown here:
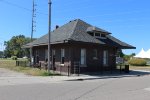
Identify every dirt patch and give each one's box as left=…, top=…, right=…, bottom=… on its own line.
left=0, top=68, right=27, bottom=77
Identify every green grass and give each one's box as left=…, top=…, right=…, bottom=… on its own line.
left=0, top=59, right=60, bottom=76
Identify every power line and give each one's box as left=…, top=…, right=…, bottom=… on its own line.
left=0, top=0, right=48, bottom=16
left=0, top=0, right=31, bottom=11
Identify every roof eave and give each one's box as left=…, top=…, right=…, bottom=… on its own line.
left=118, top=46, right=136, bottom=49
left=22, top=40, right=70, bottom=48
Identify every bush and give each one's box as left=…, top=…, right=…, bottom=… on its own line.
left=11, top=56, right=17, bottom=60
left=128, top=58, right=147, bottom=66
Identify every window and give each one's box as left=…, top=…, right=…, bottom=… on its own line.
left=103, top=50, right=108, bottom=66
left=101, top=34, right=106, bottom=38
left=88, top=32, right=107, bottom=39
left=52, top=49, right=56, bottom=67
left=35, top=50, right=39, bottom=63
left=61, top=49, right=65, bottom=64
left=81, top=49, right=86, bottom=65
left=52, top=49, right=56, bottom=56
left=45, top=49, right=48, bottom=61
left=52, top=49, right=56, bottom=60
left=93, top=49, right=98, bottom=59
left=88, top=32, right=94, bottom=36
left=36, top=50, right=39, bottom=56
left=95, top=33, right=100, bottom=37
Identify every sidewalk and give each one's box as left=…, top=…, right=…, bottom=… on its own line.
left=0, top=68, right=150, bottom=86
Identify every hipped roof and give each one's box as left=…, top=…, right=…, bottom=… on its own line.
left=23, top=19, right=135, bottom=49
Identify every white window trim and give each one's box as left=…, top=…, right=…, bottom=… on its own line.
left=52, top=49, right=56, bottom=56
left=103, top=50, right=109, bottom=66
left=93, top=32, right=107, bottom=39
left=80, top=49, right=87, bottom=67
left=93, top=49, right=98, bottom=60
left=61, top=49, right=65, bottom=57
left=45, top=49, right=48, bottom=59
left=61, top=49, right=65, bottom=64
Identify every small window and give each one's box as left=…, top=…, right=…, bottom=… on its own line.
left=93, top=49, right=98, bottom=59
left=101, top=34, right=106, bottom=37
left=52, top=49, right=56, bottom=56
left=95, top=33, right=100, bottom=37
left=45, top=49, right=48, bottom=61
left=52, top=49, right=56, bottom=62
left=61, top=49, right=65, bottom=64
left=36, top=50, right=39, bottom=55
left=88, top=33, right=94, bottom=36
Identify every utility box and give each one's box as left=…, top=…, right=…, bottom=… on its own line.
left=125, top=65, right=129, bottom=73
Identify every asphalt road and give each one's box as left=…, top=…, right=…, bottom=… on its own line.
left=0, top=74, right=150, bottom=100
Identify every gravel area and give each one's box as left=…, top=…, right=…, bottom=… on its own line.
left=0, top=68, right=27, bottom=77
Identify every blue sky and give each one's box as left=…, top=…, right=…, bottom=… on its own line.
left=0, top=0, right=150, bottom=54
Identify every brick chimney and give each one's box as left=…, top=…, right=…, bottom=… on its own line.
left=56, top=25, right=59, bottom=29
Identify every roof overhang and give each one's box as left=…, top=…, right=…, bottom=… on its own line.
left=22, top=40, right=69, bottom=48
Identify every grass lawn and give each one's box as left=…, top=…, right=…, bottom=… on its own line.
left=130, top=65, right=150, bottom=71
left=0, top=59, right=60, bottom=76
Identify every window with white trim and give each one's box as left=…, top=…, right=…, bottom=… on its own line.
left=95, top=33, right=100, bottom=37
left=61, top=49, right=65, bottom=64
left=45, top=49, right=48, bottom=62
left=52, top=49, right=56, bottom=56
left=93, top=49, right=98, bottom=59
left=103, top=50, right=108, bottom=66
left=81, top=49, right=86, bottom=65
left=88, top=32, right=106, bottom=39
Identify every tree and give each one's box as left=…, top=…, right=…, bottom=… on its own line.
left=116, top=49, right=125, bottom=57
left=4, top=35, right=31, bottom=58
left=123, top=53, right=136, bottom=62
left=0, top=51, right=3, bottom=58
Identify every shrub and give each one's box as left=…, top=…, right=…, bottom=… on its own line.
left=11, top=56, right=17, bottom=60
left=128, top=58, right=147, bottom=66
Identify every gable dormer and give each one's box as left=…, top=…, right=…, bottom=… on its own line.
left=86, top=26, right=111, bottom=39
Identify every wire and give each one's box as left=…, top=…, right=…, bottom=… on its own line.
left=0, top=0, right=31, bottom=11
left=0, top=0, right=48, bottom=15
left=0, top=0, right=149, bottom=24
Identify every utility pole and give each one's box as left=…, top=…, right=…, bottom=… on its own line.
left=48, top=0, right=52, bottom=73
left=30, top=0, right=36, bottom=66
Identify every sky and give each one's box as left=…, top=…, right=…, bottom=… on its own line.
left=0, top=0, right=150, bottom=55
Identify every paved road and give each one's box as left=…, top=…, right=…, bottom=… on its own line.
left=0, top=68, right=150, bottom=100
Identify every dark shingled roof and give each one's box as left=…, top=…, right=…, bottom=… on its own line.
left=23, top=19, right=135, bottom=49
left=99, top=35, right=135, bottom=49
left=86, top=26, right=111, bottom=35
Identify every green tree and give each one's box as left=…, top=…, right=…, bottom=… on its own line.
left=4, top=35, right=31, bottom=58
left=116, top=49, right=125, bottom=57
left=123, top=53, right=136, bottom=62
left=0, top=51, right=3, bottom=58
